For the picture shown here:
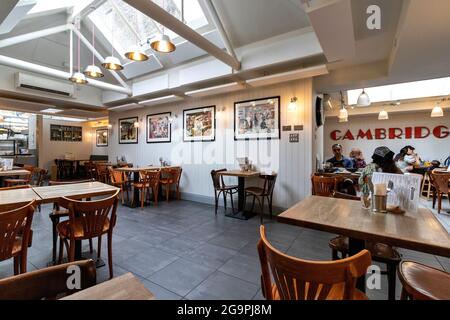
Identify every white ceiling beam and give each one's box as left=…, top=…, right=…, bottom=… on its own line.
left=0, top=24, right=71, bottom=49
left=202, top=0, right=238, bottom=61
left=247, top=65, right=329, bottom=87
left=123, top=0, right=241, bottom=71
left=0, top=54, right=132, bottom=95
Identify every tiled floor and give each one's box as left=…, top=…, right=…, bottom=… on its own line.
left=1, top=199, right=449, bottom=300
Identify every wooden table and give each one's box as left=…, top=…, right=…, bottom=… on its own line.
left=0, top=169, right=31, bottom=177
left=0, top=187, right=40, bottom=207
left=217, top=170, right=260, bottom=220
left=61, top=273, right=155, bottom=300
left=115, top=166, right=180, bottom=208
left=277, top=195, right=450, bottom=292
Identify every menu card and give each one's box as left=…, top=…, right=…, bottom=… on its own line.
left=372, top=172, right=422, bottom=213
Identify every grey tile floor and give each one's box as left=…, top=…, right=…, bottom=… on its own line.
left=1, top=199, right=449, bottom=300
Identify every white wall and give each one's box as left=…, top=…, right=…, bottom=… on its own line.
left=323, top=111, right=450, bottom=163
left=38, top=118, right=95, bottom=171
left=107, top=79, right=315, bottom=209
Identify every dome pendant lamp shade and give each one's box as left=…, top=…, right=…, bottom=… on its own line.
left=338, top=107, right=348, bottom=122
left=102, top=56, right=123, bottom=70
left=378, top=110, right=389, bottom=120
left=150, top=34, right=176, bottom=53
left=84, top=24, right=104, bottom=78
left=125, top=45, right=149, bottom=61
left=431, top=103, right=444, bottom=117
left=357, top=89, right=371, bottom=107
left=69, top=72, right=88, bottom=84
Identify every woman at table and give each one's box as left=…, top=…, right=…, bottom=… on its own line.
left=349, top=148, right=367, bottom=169
left=359, top=146, right=403, bottom=197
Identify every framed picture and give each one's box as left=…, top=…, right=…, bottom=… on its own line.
left=96, top=129, right=108, bottom=147
left=119, top=117, right=138, bottom=144
left=147, top=112, right=171, bottom=143
left=183, top=106, right=216, bottom=142
left=234, top=96, right=281, bottom=140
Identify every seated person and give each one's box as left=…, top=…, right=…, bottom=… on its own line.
left=396, top=145, right=420, bottom=173
left=349, top=148, right=367, bottom=169
left=326, top=144, right=354, bottom=169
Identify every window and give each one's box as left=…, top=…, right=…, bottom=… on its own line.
left=26, top=0, right=94, bottom=16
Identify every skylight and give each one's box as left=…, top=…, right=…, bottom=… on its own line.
left=347, top=77, right=450, bottom=105
left=89, top=0, right=209, bottom=57
left=27, top=0, right=94, bottom=15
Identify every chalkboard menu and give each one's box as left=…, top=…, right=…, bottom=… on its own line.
left=50, top=125, right=82, bottom=142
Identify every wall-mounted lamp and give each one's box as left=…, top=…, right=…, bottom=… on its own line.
left=107, top=124, right=112, bottom=129
left=133, top=121, right=140, bottom=128
left=168, top=114, right=178, bottom=123
left=378, top=109, right=389, bottom=120
left=288, top=97, right=298, bottom=111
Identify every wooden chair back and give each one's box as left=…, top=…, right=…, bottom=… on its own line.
left=162, top=167, right=182, bottom=184
left=211, top=169, right=227, bottom=190
left=30, top=168, right=48, bottom=186
left=0, top=200, right=35, bottom=261
left=57, top=190, right=119, bottom=239
left=0, top=259, right=96, bottom=300
left=333, top=191, right=360, bottom=201
left=109, top=168, right=125, bottom=184
left=430, top=171, right=450, bottom=193
left=311, top=175, right=337, bottom=197
left=259, top=173, right=277, bottom=197
left=143, top=170, right=161, bottom=189
left=257, top=225, right=371, bottom=300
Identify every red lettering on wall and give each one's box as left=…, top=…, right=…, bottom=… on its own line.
left=414, top=127, right=430, bottom=139
left=375, top=128, right=386, bottom=139
left=433, top=126, right=450, bottom=139
left=388, top=128, right=403, bottom=139
left=342, top=130, right=355, bottom=140
left=330, top=130, right=341, bottom=140
left=405, top=127, right=412, bottom=139
left=357, top=129, right=373, bottom=140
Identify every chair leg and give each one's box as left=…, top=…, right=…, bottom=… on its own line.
left=250, top=195, right=256, bottom=213
left=400, top=287, right=408, bottom=300
left=268, top=196, right=273, bottom=219
left=223, top=192, right=227, bottom=211
left=141, top=188, right=145, bottom=209
left=166, top=185, right=170, bottom=202
left=260, top=197, right=265, bottom=224
left=214, top=191, right=219, bottom=215
left=120, top=186, right=124, bottom=204
left=58, top=238, right=65, bottom=264
left=107, top=232, right=113, bottom=279
left=230, top=191, right=235, bottom=214
left=437, top=193, right=442, bottom=214
left=69, top=239, right=75, bottom=262
left=97, top=236, right=102, bottom=259
left=153, top=186, right=158, bottom=206
left=13, top=256, right=19, bottom=275
left=177, top=184, right=180, bottom=200
left=20, top=250, right=27, bottom=274
left=50, top=215, right=59, bottom=263
left=332, top=249, right=339, bottom=261
left=89, top=239, right=93, bottom=254
left=386, top=262, right=397, bottom=301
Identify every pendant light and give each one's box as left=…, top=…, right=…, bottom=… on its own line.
left=69, top=29, right=88, bottom=84
left=125, top=11, right=149, bottom=61
left=150, top=0, right=176, bottom=53
left=431, top=101, right=444, bottom=117
left=378, top=109, right=389, bottom=120
left=357, top=88, right=371, bottom=107
left=102, top=15, right=123, bottom=70
left=337, top=91, right=348, bottom=122
left=84, top=24, right=104, bottom=78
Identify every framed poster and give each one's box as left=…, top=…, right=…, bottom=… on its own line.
left=147, top=112, right=171, bottom=143
left=183, top=106, right=216, bottom=142
left=96, top=129, right=108, bottom=147
left=119, top=117, right=138, bottom=144
left=234, top=96, right=281, bottom=140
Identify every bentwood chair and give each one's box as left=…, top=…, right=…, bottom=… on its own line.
left=109, top=168, right=129, bottom=204
left=4, top=166, right=37, bottom=187
left=258, top=225, right=371, bottom=300
left=56, top=190, right=119, bottom=279
left=244, top=173, right=277, bottom=224
left=133, top=170, right=161, bottom=208
left=430, top=170, right=450, bottom=214
left=160, top=167, right=182, bottom=202
left=48, top=179, right=95, bottom=264
left=328, top=191, right=402, bottom=300
left=398, top=261, right=450, bottom=300
left=84, top=161, right=97, bottom=180
left=311, top=175, right=337, bottom=197
left=95, top=163, right=110, bottom=184
left=0, top=200, right=35, bottom=275
left=0, top=260, right=96, bottom=300
left=210, top=169, right=238, bottom=215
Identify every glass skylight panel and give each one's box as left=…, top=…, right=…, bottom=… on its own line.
left=347, top=77, right=450, bottom=105
left=27, top=0, right=92, bottom=15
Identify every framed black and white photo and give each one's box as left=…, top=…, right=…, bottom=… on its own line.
left=234, top=96, right=281, bottom=140
left=183, top=106, right=216, bottom=142
left=119, top=117, right=138, bottom=144
left=147, top=112, right=171, bottom=143
left=96, top=129, right=108, bottom=147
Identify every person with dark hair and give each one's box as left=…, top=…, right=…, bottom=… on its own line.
left=326, top=144, right=354, bottom=169
left=359, top=146, right=402, bottom=196
left=396, top=145, right=420, bottom=173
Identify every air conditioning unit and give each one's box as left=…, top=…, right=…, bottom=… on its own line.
left=15, top=72, right=75, bottom=97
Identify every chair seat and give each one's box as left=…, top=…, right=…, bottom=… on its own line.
left=133, top=182, right=149, bottom=189
left=329, top=236, right=401, bottom=261
left=399, top=261, right=450, bottom=300
left=56, top=218, right=110, bottom=239
left=160, top=179, right=174, bottom=184
left=218, top=185, right=238, bottom=191
left=245, top=186, right=265, bottom=196
left=270, top=282, right=368, bottom=300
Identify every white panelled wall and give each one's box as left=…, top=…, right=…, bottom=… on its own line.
left=106, top=79, right=316, bottom=210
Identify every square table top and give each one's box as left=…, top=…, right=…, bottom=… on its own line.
left=32, top=181, right=119, bottom=203
left=114, top=165, right=180, bottom=172
left=217, top=170, right=260, bottom=178
left=61, top=273, right=154, bottom=300
left=0, top=169, right=31, bottom=177
left=277, top=195, right=450, bottom=258
left=0, top=187, right=40, bottom=206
